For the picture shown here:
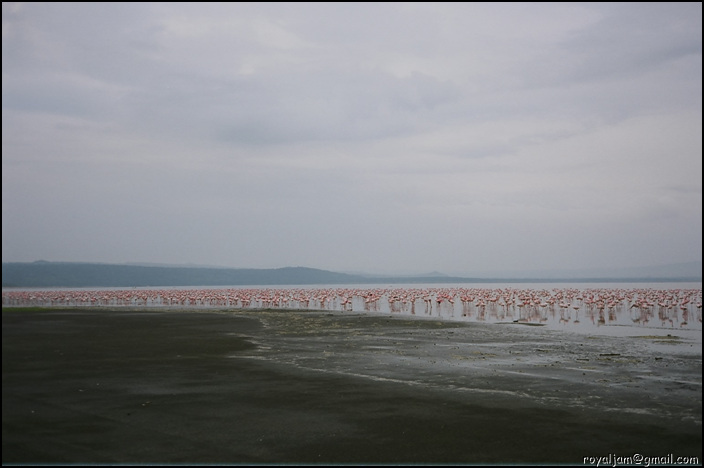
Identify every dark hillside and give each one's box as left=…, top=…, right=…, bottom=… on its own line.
left=2, top=262, right=700, bottom=288
left=1, top=262, right=367, bottom=288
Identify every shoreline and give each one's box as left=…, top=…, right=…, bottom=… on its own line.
left=3, top=307, right=702, bottom=464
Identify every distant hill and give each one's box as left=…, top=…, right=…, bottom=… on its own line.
left=1, top=261, right=701, bottom=288
left=1, top=262, right=368, bottom=288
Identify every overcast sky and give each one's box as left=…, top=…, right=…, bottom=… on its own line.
left=2, top=3, right=702, bottom=275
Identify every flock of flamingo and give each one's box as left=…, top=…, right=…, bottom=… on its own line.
left=2, top=286, right=702, bottom=330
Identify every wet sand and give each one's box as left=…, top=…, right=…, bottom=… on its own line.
left=2, top=307, right=701, bottom=465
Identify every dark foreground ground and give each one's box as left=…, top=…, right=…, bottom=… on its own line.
left=2, top=307, right=702, bottom=465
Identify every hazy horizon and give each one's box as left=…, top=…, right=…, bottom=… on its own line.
left=3, top=3, right=702, bottom=275
left=3, top=259, right=701, bottom=280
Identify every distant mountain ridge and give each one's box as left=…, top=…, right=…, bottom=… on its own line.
left=2, top=261, right=701, bottom=288
left=2, top=263, right=366, bottom=288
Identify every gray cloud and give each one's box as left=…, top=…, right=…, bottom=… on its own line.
left=2, top=3, right=701, bottom=275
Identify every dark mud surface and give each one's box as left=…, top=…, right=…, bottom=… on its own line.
left=2, top=307, right=701, bottom=465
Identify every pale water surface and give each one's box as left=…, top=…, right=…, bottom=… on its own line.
left=3, top=282, right=701, bottom=344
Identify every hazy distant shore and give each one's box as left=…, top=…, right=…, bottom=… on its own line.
left=2, top=261, right=701, bottom=288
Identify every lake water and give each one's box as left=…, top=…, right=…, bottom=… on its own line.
left=3, top=281, right=701, bottom=342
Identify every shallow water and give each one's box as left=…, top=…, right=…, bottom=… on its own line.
left=3, top=306, right=701, bottom=464
left=3, top=283, right=701, bottom=342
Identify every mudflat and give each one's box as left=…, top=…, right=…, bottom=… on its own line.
left=2, top=307, right=701, bottom=465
